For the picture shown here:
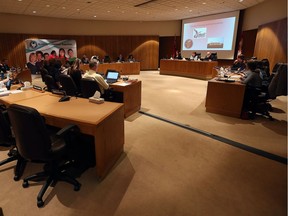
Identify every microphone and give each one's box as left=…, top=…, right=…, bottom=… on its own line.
left=51, top=89, right=70, bottom=102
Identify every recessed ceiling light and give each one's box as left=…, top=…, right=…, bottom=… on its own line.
left=18, top=0, right=22, bottom=2
left=202, top=2, right=206, bottom=4
left=107, top=10, right=111, bottom=13
left=93, top=15, right=97, bottom=18
left=46, top=5, right=50, bottom=7
left=62, top=6, right=66, bottom=9
left=77, top=8, right=80, bottom=11
left=33, top=11, right=36, bottom=14
left=189, top=9, right=192, bottom=12
left=239, top=0, right=244, bottom=2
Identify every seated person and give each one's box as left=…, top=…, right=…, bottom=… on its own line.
left=81, top=55, right=89, bottom=64
left=67, top=58, right=83, bottom=93
left=190, top=52, right=199, bottom=61
left=127, top=54, right=135, bottom=62
left=204, top=52, right=212, bottom=61
left=83, top=61, right=109, bottom=96
left=175, top=51, right=182, bottom=60
left=0, top=69, right=21, bottom=90
left=0, top=58, right=10, bottom=73
left=231, top=54, right=246, bottom=71
left=117, top=54, right=125, bottom=62
left=240, top=60, right=263, bottom=118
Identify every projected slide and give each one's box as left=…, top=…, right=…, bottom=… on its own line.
left=181, top=11, right=239, bottom=59
left=182, top=17, right=235, bottom=51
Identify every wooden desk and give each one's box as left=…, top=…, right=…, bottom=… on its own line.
left=205, top=79, right=245, bottom=118
left=80, top=62, right=140, bottom=75
left=160, top=59, right=218, bottom=80
left=111, top=80, right=141, bottom=118
left=0, top=92, right=124, bottom=180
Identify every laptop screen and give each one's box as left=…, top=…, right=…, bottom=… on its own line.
left=106, top=71, right=119, bottom=80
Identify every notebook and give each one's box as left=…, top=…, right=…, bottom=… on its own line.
left=105, top=71, right=119, bottom=84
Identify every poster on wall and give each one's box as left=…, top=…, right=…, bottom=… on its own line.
left=24, top=39, right=77, bottom=74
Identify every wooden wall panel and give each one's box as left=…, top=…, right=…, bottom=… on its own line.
left=242, top=29, right=258, bottom=58
left=254, top=18, right=287, bottom=71
left=0, top=34, right=159, bottom=70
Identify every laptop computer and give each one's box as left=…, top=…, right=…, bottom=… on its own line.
left=105, top=70, right=119, bottom=84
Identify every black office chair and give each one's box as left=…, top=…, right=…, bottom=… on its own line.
left=80, top=77, right=102, bottom=98
left=59, top=74, right=81, bottom=97
left=7, top=104, right=81, bottom=207
left=0, top=105, right=26, bottom=181
left=40, top=68, right=49, bottom=83
left=44, top=74, right=59, bottom=92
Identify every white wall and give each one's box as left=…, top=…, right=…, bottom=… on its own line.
left=0, top=13, right=181, bottom=36
left=242, top=0, right=287, bottom=30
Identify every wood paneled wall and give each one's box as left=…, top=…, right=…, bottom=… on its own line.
left=254, top=18, right=287, bottom=71
left=0, top=34, right=159, bottom=70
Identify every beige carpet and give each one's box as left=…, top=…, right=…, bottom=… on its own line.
left=0, top=71, right=287, bottom=216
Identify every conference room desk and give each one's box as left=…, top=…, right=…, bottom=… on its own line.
left=0, top=91, right=124, bottom=180
left=111, top=80, right=141, bottom=118
left=80, top=62, right=141, bottom=75
left=160, top=59, right=218, bottom=80
left=205, top=78, right=245, bottom=118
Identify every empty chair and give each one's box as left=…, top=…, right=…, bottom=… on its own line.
left=7, top=104, right=81, bottom=207
left=44, top=74, right=59, bottom=92
left=59, top=74, right=81, bottom=97
left=0, top=105, right=26, bottom=180
left=80, top=77, right=102, bottom=98
left=40, top=68, right=49, bottom=83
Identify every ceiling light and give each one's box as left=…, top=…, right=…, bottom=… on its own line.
left=202, top=2, right=206, bottom=4
left=93, top=15, right=97, bottom=18
left=18, top=0, right=22, bottom=2
left=46, top=5, right=50, bottom=7
left=62, top=7, right=66, bottom=9
left=32, top=11, right=36, bottom=14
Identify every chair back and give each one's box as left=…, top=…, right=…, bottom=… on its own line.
left=80, top=77, right=102, bottom=98
left=7, top=104, right=52, bottom=161
left=44, top=74, right=58, bottom=92
left=0, top=107, right=13, bottom=145
left=40, top=68, right=49, bottom=82
left=59, top=74, right=79, bottom=96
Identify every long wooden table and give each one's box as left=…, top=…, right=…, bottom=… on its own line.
left=160, top=59, right=218, bottom=80
left=0, top=91, right=124, bottom=180
left=80, top=62, right=140, bottom=75
left=205, top=78, right=245, bottom=118
left=111, top=80, right=141, bottom=118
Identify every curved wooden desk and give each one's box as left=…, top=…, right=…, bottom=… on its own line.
left=160, top=59, right=218, bottom=80
left=205, top=78, right=245, bottom=118
left=81, top=62, right=140, bottom=75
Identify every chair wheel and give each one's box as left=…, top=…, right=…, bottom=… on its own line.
left=74, top=184, right=81, bottom=191
left=14, top=175, right=20, bottom=181
left=22, top=181, right=29, bottom=188
left=37, top=200, right=44, bottom=208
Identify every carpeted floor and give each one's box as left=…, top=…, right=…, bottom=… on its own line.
left=0, top=71, right=287, bottom=216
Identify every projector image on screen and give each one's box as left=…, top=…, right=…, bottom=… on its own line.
left=184, top=39, right=193, bottom=49
left=207, top=37, right=224, bottom=49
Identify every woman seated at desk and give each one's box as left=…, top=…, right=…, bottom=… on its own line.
left=240, top=60, right=263, bottom=119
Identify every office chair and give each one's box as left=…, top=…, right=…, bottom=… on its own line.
left=80, top=77, right=102, bottom=98
left=7, top=104, right=81, bottom=207
left=44, top=74, right=59, bottom=92
left=40, top=68, right=49, bottom=83
left=59, top=74, right=81, bottom=97
left=250, top=63, right=287, bottom=120
left=0, top=105, right=26, bottom=181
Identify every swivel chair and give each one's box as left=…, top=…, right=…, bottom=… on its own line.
left=7, top=104, right=81, bottom=207
left=0, top=106, right=26, bottom=180
left=59, top=74, right=81, bottom=97
left=80, top=77, right=102, bottom=98
left=44, top=74, right=59, bottom=92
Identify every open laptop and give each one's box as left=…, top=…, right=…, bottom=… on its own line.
left=105, top=70, right=119, bottom=84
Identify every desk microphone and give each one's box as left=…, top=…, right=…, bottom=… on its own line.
left=58, top=91, right=70, bottom=102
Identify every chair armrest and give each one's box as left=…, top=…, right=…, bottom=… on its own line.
left=56, top=124, right=79, bottom=138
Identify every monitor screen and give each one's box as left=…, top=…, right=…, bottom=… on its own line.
left=106, top=71, right=119, bottom=79
left=181, top=11, right=240, bottom=60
